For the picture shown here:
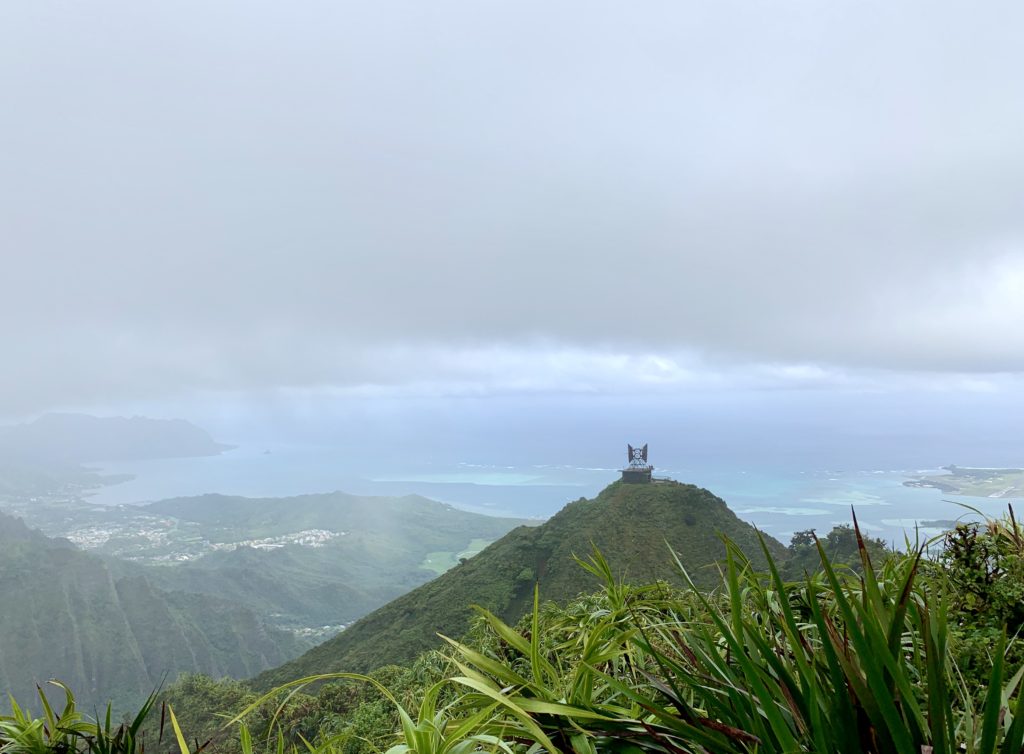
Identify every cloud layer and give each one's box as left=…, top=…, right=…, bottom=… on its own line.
left=2, top=1, right=1023, bottom=415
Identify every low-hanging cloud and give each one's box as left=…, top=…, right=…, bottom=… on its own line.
left=2, top=0, right=1023, bottom=416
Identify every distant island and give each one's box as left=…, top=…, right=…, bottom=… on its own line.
left=903, top=465, right=1024, bottom=497
left=0, top=413, right=233, bottom=507
left=0, top=412, right=232, bottom=464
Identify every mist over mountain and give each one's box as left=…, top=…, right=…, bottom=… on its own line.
left=0, top=413, right=230, bottom=463
left=0, top=488, right=530, bottom=711
left=135, top=491, right=533, bottom=628
left=0, top=511, right=303, bottom=712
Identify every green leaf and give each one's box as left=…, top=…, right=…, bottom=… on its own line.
left=166, top=704, right=191, bottom=754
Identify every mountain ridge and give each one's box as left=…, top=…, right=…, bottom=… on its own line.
left=0, top=490, right=535, bottom=712
left=137, top=491, right=534, bottom=627
left=0, top=413, right=230, bottom=463
left=252, top=479, right=786, bottom=689
left=0, top=511, right=304, bottom=712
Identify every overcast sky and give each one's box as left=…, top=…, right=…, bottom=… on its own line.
left=2, top=1, right=1023, bottom=419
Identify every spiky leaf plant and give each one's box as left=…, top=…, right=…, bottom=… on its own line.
left=1, top=683, right=159, bottom=754
left=444, top=526, right=1024, bottom=754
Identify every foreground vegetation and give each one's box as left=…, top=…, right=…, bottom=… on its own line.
left=5, top=511, right=1024, bottom=754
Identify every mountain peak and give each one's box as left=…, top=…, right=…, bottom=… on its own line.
left=253, top=479, right=783, bottom=689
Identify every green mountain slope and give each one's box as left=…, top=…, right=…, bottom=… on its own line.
left=253, top=480, right=786, bottom=689
left=142, top=491, right=525, bottom=549
left=139, top=492, right=532, bottom=630
left=0, top=512, right=304, bottom=712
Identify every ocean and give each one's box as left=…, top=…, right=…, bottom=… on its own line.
left=86, top=389, right=1024, bottom=546
left=88, top=444, right=1013, bottom=547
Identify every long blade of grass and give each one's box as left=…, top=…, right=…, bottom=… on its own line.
left=1000, top=657, right=1024, bottom=754
left=980, top=633, right=1007, bottom=754
left=166, top=705, right=190, bottom=754
left=448, top=675, right=559, bottom=754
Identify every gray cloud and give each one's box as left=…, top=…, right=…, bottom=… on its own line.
left=2, top=1, right=1023, bottom=415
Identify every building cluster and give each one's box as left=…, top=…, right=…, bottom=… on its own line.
left=209, top=529, right=345, bottom=551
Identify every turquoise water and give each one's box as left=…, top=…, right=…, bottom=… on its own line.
left=89, top=446, right=1014, bottom=547
left=670, top=467, right=987, bottom=544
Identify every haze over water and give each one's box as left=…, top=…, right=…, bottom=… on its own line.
left=88, top=390, right=1024, bottom=545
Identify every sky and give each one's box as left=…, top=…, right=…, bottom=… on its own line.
left=2, top=1, right=1023, bottom=424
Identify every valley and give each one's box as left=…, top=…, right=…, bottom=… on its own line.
left=0, top=489, right=530, bottom=628
left=0, top=451, right=533, bottom=712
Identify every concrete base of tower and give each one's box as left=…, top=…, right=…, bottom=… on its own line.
left=620, top=468, right=653, bottom=484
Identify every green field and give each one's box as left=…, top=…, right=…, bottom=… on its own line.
left=419, top=538, right=494, bottom=575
